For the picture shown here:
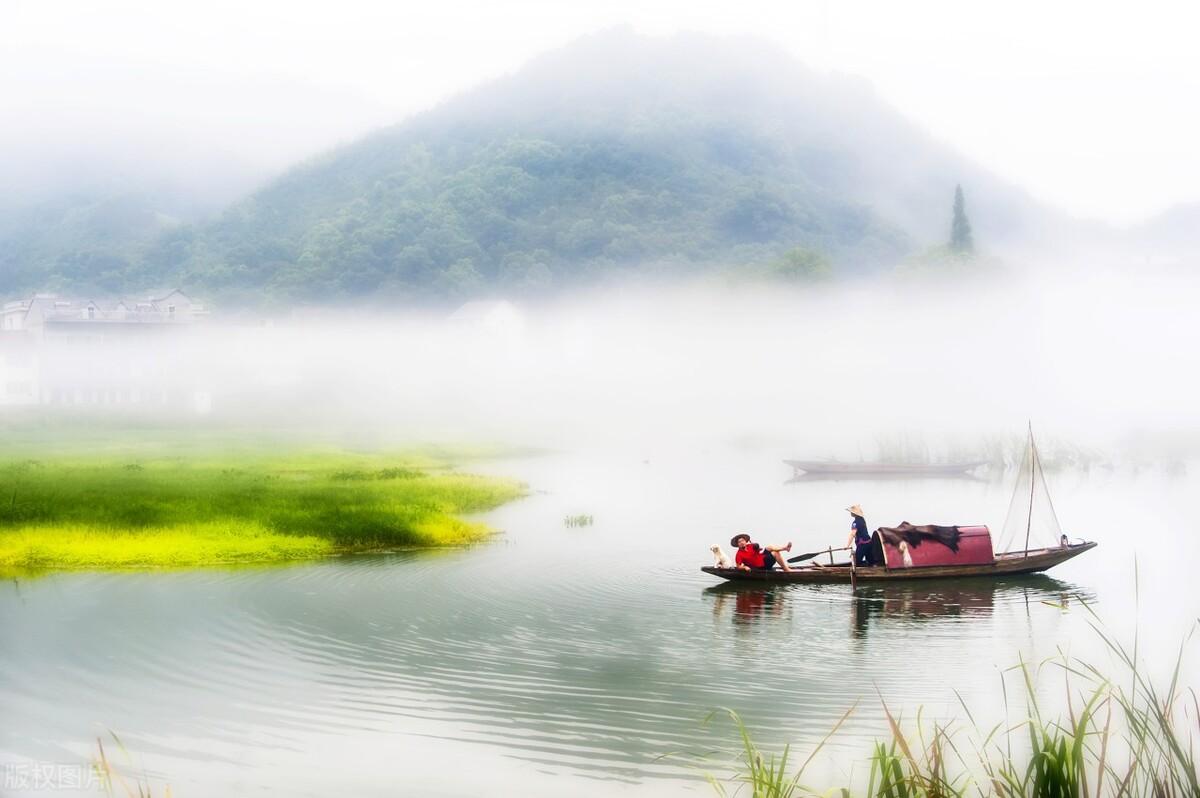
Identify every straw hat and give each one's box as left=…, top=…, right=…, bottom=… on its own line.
left=846, top=504, right=864, bottom=517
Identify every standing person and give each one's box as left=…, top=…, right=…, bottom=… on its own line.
left=730, top=534, right=793, bottom=571
left=845, top=505, right=874, bottom=566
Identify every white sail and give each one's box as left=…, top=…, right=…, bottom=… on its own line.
left=998, top=424, right=1063, bottom=554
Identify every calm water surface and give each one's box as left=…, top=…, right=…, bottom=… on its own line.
left=2, top=448, right=1196, bottom=796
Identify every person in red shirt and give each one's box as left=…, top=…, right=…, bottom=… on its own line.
left=730, top=533, right=793, bottom=571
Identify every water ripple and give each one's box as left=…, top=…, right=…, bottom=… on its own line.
left=0, top=481, right=1111, bottom=797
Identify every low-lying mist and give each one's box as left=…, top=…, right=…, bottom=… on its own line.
left=4, top=260, right=1197, bottom=462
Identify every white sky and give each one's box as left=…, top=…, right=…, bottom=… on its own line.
left=3, top=0, right=1198, bottom=223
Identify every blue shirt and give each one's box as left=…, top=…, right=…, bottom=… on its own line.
left=850, top=515, right=870, bottom=544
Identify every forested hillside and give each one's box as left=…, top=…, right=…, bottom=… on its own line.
left=0, top=194, right=184, bottom=296
left=2, top=30, right=1054, bottom=303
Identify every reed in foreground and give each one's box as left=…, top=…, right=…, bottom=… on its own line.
left=709, top=606, right=1199, bottom=797
left=93, top=732, right=171, bottom=798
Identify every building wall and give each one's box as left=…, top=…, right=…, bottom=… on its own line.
left=0, top=334, right=40, bottom=406
left=2, top=302, right=29, bottom=331
left=0, top=290, right=211, bottom=411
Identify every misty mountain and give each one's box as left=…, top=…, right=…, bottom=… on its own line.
left=0, top=158, right=262, bottom=299
left=0, top=193, right=194, bottom=295
left=6, top=29, right=1059, bottom=302
left=1133, top=202, right=1200, bottom=258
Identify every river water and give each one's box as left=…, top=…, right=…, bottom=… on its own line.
left=1, top=447, right=1196, bottom=796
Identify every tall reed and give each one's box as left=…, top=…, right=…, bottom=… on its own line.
left=709, top=605, right=1198, bottom=797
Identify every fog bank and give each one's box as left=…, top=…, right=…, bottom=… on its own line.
left=3, top=260, right=1196, bottom=463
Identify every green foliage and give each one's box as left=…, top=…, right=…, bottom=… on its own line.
left=706, top=707, right=854, bottom=798
left=0, top=82, right=913, bottom=301
left=2, top=522, right=333, bottom=570
left=330, top=466, right=424, bottom=481
left=767, top=247, right=833, bottom=281
left=146, top=126, right=906, bottom=304
left=894, top=244, right=1002, bottom=278
left=0, top=195, right=181, bottom=297
left=0, top=451, right=525, bottom=570
left=949, top=185, right=975, bottom=254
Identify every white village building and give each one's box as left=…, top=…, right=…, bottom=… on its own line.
left=1, top=289, right=206, bottom=334
left=0, top=289, right=211, bottom=409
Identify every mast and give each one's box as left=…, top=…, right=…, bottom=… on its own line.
left=1023, top=422, right=1035, bottom=557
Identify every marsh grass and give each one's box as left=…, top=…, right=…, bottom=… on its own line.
left=705, top=704, right=857, bottom=798
left=0, top=451, right=525, bottom=570
left=0, top=521, right=331, bottom=568
left=94, top=731, right=170, bottom=798
left=709, top=602, right=1199, bottom=797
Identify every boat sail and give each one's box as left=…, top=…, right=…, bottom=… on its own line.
left=998, top=423, right=1065, bottom=556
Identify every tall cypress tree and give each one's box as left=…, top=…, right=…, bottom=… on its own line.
left=950, top=184, right=975, bottom=254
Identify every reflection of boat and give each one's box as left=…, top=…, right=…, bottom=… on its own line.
left=860, top=580, right=996, bottom=618
left=708, top=427, right=1096, bottom=585
left=703, top=583, right=792, bottom=625
left=853, top=574, right=1077, bottom=618
left=849, top=575, right=1083, bottom=638
left=703, top=575, right=1084, bottom=630
left=783, top=460, right=987, bottom=479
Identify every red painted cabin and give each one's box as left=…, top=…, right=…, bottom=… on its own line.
left=878, top=525, right=995, bottom=569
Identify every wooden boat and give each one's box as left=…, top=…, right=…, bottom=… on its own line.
left=702, top=541, right=1096, bottom=584
left=784, top=460, right=987, bottom=478
left=709, top=427, right=1096, bottom=585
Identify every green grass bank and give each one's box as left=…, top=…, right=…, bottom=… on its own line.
left=0, top=450, right=525, bottom=570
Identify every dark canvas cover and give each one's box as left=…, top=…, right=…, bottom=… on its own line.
left=875, top=522, right=962, bottom=552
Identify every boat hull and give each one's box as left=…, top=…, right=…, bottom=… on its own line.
left=783, top=460, right=987, bottom=478
left=701, top=542, right=1097, bottom=584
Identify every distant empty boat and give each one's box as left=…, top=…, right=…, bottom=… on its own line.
left=784, top=460, right=987, bottom=479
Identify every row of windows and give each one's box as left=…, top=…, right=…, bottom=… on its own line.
left=85, top=304, right=177, bottom=320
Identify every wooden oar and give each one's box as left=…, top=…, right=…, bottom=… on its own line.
left=787, top=545, right=851, bottom=564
